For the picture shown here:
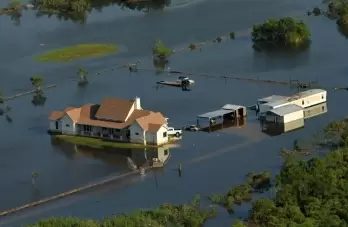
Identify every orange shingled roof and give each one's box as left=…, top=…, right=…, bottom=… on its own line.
left=135, top=112, right=168, bottom=132
left=48, top=99, right=167, bottom=130
left=94, top=98, right=134, bottom=122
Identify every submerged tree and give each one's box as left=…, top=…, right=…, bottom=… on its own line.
left=251, top=17, right=311, bottom=50
left=30, top=76, right=46, bottom=106
left=77, top=67, right=88, bottom=86
left=30, top=76, right=44, bottom=91
left=31, top=171, right=40, bottom=186
left=152, top=39, right=174, bottom=59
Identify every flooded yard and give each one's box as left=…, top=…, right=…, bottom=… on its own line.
left=1, top=0, right=348, bottom=225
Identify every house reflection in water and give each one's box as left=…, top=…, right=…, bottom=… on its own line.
left=303, top=102, right=327, bottom=120
left=261, top=118, right=305, bottom=136
left=50, top=139, right=172, bottom=170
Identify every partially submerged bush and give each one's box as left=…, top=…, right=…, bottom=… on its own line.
left=209, top=184, right=253, bottom=213
left=230, top=32, right=236, bottom=39
left=188, top=43, right=196, bottom=50
left=152, top=39, right=174, bottom=59
left=216, top=36, right=222, bottom=42
left=251, top=17, right=311, bottom=49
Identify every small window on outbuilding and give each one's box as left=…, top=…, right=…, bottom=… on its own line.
left=322, top=95, right=324, bottom=99
left=65, top=124, right=70, bottom=127
left=163, top=132, right=167, bottom=137
left=135, top=132, right=139, bottom=135
left=302, top=100, right=304, bottom=105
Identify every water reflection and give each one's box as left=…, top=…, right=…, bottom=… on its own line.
left=51, top=139, right=172, bottom=169
left=261, top=118, right=305, bottom=136
left=30, top=0, right=171, bottom=23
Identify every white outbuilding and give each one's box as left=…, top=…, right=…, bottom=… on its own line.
left=265, top=104, right=304, bottom=123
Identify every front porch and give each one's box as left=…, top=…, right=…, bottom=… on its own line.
left=77, top=124, right=130, bottom=142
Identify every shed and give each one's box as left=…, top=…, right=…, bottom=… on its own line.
left=221, top=104, right=247, bottom=118
left=265, top=104, right=304, bottom=123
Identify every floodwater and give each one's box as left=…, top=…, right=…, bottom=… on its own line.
left=1, top=0, right=348, bottom=225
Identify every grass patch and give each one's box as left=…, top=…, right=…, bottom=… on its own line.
left=53, top=134, right=158, bottom=149
left=35, top=44, right=119, bottom=62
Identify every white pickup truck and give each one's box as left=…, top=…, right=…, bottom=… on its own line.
left=167, top=127, right=182, bottom=137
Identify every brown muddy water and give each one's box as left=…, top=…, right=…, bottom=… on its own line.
left=1, top=0, right=348, bottom=225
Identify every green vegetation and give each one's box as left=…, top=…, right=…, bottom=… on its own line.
left=243, top=118, right=348, bottom=227
left=31, top=0, right=170, bottom=23
left=232, top=220, right=247, bottom=227
left=77, top=67, right=88, bottom=86
left=8, top=0, right=21, bottom=8
left=35, top=44, right=118, bottom=62
left=189, top=43, right=197, bottom=50
left=209, top=171, right=271, bottom=213
left=53, top=135, right=160, bottom=149
left=152, top=39, right=174, bottom=59
left=230, top=32, right=236, bottom=40
left=29, top=76, right=46, bottom=106
left=251, top=17, right=311, bottom=49
left=28, top=195, right=216, bottom=227
left=31, top=171, right=40, bottom=186
left=246, top=171, right=271, bottom=191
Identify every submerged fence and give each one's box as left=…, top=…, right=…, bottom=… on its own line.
left=0, top=168, right=149, bottom=217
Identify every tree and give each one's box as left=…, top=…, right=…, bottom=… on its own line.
left=251, top=17, right=311, bottom=49
left=152, top=39, right=174, bottom=59
left=0, top=90, right=3, bottom=104
left=29, top=76, right=46, bottom=106
left=30, top=76, right=44, bottom=91
left=232, top=220, right=247, bottom=227
left=31, top=171, right=40, bottom=186
left=77, top=67, right=88, bottom=86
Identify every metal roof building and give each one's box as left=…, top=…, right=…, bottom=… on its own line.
left=265, top=104, right=304, bottom=124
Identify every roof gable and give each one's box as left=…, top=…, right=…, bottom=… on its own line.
left=94, top=98, right=135, bottom=122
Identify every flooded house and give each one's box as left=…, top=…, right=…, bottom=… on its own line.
left=48, top=97, right=170, bottom=145
left=258, top=89, right=327, bottom=118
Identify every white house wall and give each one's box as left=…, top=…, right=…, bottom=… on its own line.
left=129, top=122, right=146, bottom=145
left=289, top=91, right=326, bottom=108
left=49, top=120, right=62, bottom=132
left=155, top=126, right=169, bottom=145
left=283, top=118, right=304, bottom=132
left=283, top=110, right=304, bottom=123
left=61, top=114, right=76, bottom=135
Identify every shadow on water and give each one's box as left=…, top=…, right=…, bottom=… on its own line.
left=50, top=138, right=172, bottom=169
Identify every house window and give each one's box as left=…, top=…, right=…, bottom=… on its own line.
left=55, top=121, right=59, bottom=130
left=322, top=95, right=324, bottom=99
left=115, top=129, right=121, bottom=132
left=83, top=125, right=92, bottom=132
left=163, top=132, right=167, bottom=137
left=322, top=106, right=325, bottom=111
left=135, top=132, right=139, bottom=135
left=65, top=124, right=70, bottom=127
left=164, top=149, right=168, bottom=156
left=102, top=127, right=107, bottom=130
left=302, top=100, right=304, bottom=105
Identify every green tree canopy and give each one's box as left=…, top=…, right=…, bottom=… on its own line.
left=251, top=17, right=311, bottom=48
